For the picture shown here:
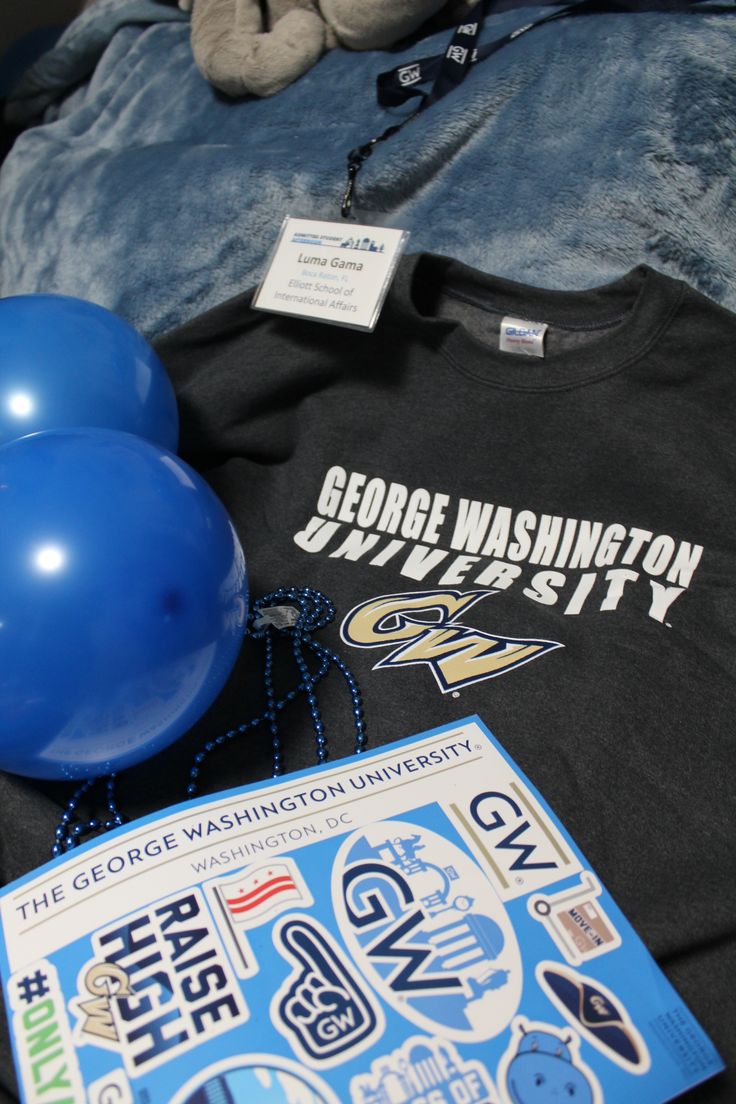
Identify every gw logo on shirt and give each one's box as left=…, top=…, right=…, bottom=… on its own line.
left=340, top=590, right=562, bottom=693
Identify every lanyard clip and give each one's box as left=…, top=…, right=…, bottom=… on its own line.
left=340, top=121, right=406, bottom=218
left=341, top=140, right=376, bottom=218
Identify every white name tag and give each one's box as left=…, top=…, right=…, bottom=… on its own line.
left=252, top=216, right=409, bottom=331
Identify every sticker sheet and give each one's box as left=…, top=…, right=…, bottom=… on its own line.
left=0, top=715, right=724, bottom=1104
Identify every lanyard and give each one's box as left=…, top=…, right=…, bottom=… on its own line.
left=341, top=0, right=734, bottom=217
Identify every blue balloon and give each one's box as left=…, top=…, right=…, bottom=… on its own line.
left=0, top=428, right=248, bottom=780
left=0, top=294, right=178, bottom=450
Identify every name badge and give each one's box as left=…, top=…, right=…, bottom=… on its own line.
left=253, top=216, right=409, bottom=331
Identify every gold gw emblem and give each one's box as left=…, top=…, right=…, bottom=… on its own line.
left=73, top=961, right=133, bottom=1042
left=341, top=590, right=562, bottom=692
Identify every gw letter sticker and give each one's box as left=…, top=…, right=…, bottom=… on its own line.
left=332, top=818, right=522, bottom=1041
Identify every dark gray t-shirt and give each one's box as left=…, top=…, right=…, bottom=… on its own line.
left=1, top=254, right=734, bottom=1102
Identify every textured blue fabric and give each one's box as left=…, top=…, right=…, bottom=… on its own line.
left=0, top=0, right=734, bottom=338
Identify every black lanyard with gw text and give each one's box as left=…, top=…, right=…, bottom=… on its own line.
left=341, top=0, right=735, bottom=217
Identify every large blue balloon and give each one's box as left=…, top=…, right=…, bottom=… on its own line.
left=0, top=428, right=248, bottom=780
left=0, top=294, right=178, bottom=450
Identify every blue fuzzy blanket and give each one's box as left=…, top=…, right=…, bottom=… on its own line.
left=1, top=0, right=735, bottom=338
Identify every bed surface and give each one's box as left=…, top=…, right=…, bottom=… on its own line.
left=1, top=0, right=735, bottom=338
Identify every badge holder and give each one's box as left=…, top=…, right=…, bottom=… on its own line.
left=252, top=215, right=409, bottom=333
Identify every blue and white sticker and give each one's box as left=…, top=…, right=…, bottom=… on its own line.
left=271, top=914, right=384, bottom=1066
left=168, top=1053, right=342, bottom=1104
left=332, top=818, right=522, bottom=1041
left=68, top=887, right=249, bottom=1076
left=497, top=1017, right=603, bottom=1104
left=350, top=1034, right=497, bottom=1104
left=537, top=961, right=651, bottom=1073
left=7, top=958, right=85, bottom=1104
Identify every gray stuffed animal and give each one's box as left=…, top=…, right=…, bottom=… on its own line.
left=183, top=0, right=475, bottom=98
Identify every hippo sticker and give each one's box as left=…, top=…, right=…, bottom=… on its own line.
left=497, top=1018, right=602, bottom=1104
left=332, top=815, right=522, bottom=1041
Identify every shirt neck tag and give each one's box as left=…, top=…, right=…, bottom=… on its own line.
left=500, top=315, right=548, bottom=358
left=252, top=216, right=410, bottom=332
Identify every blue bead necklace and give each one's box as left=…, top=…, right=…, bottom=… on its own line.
left=51, top=587, right=366, bottom=857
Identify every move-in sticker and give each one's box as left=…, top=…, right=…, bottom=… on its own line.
left=528, top=872, right=622, bottom=964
